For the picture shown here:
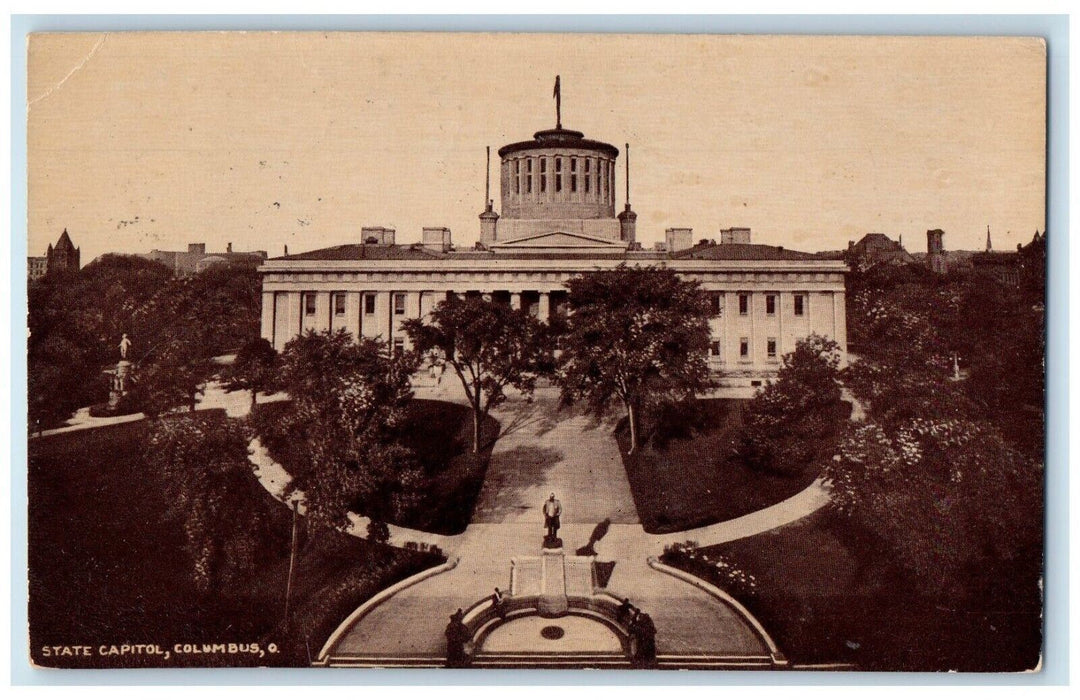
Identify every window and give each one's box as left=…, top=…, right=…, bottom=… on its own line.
left=393, top=338, right=405, bottom=355
left=333, top=292, right=346, bottom=316
left=598, top=161, right=604, bottom=199
left=584, top=158, right=591, bottom=193
left=514, top=160, right=520, bottom=195
left=709, top=292, right=722, bottom=316
left=740, top=337, right=750, bottom=358
left=767, top=338, right=777, bottom=359
left=555, top=157, right=562, bottom=192
left=304, top=293, right=317, bottom=316
left=794, top=294, right=805, bottom=316
left=766, top=294, right=776, bottom=315
left=526, top=159, right=533, bottom=194
left=570, top=158, right=577, bottom=192
left=709, top=340, right=721, bottom=356
left=394, top=293, right=406, bottom=316
left=540, top=158, right=547, bottom=193
left=738, top=293, right=749, bottom=315
left=364, top=293, right=376, bottom=315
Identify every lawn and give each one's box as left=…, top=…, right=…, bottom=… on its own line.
left=616, top=399, right=822, bottom=533
left=28, top=412, right=441, bottom=668
left=665, top=509, right=1043, bottom=671
left=252, top=399, right=500, bottom=535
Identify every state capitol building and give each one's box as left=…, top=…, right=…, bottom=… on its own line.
left=259, top=102, right=848, bottom=387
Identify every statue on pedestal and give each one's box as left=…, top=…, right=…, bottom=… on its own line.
left=119, top=333, right=132, bottom=360
left=543, top=493, right=563, bottom=549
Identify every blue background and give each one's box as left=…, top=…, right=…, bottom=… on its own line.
left=9, top=13, right=1069, bottom=687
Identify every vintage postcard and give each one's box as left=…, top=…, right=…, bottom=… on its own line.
left=26, top=32, right=1046, bottom=671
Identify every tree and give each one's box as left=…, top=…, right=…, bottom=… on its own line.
left=224, top=337, right=280, bottom=408
left=28, top=254, right=173, bottom=426
left=135, top=336, right=212, bottom=418
left=144, top=412, right=276, bottom=594
left=738, top=334, right=847, bottom=476
left=557, top=265, right=711, bottom=453
left=824, top=416, right=1042, bottom=604
left=278, top=329, right=423, bottom=533
left=402, top=296, right=553, bottom=453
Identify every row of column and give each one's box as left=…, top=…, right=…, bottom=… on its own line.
left=262, top=289, right=562, bottom=351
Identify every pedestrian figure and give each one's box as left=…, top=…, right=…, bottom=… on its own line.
left=445, top=608, right=469, bottom=668
left=492, top=587, right=507, bottom=619
left=630, top=610, right=657, bottom=668
left=543, top=493, right=562, bottom=546
left=617, top=597, right=635, bottom=624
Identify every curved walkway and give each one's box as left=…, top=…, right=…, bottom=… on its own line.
left=645, top=478, right=831, bottom=554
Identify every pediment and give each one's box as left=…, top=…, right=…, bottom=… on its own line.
left=491, top=231, right=628, bottom=249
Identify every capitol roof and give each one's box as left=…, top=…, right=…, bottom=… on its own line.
left=497, top=128, right=619, bottom=159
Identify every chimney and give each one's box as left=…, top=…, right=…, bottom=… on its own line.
left=361, top=227, right=395, bottom=245
left=227, top=242, right=233, bottom=253
left=665, top=227, right=694, bottom=253
left=720, top=227, right=751, bottom=245
left=422, top=227, right=452, bottom=253
left=480, top=200, right=499, bottom=246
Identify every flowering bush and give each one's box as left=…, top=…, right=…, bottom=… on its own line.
left=663, top=541, right=759, bottom=599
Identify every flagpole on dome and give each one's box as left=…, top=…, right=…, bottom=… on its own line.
left=553, top=75, right=561, bottom=129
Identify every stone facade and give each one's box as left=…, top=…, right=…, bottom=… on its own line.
left=259, top=116, right=848, bottom=386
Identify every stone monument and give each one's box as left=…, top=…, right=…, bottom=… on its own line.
left=106, top=334, right=134, bottom=411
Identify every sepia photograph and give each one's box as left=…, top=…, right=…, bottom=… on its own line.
left=23, top=29, right=1048, bottom=673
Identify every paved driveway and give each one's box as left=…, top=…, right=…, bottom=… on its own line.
left=471, top=390, right=639, bottom=525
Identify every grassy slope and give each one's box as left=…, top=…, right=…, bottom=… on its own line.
left=679, top=509, right=1043, bottom=671
left=253, top=399, right=499, bottom=535
left=617, top=399, right=819, bottom=534
left=28, top=412, right=438, bottom=668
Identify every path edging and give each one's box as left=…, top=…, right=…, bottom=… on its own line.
left=314, top=556, right=461, bottom=665
left=646, top=556, right=788, bottom=666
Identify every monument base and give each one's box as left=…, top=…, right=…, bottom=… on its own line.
left=537, top=549, right=569, bottom=617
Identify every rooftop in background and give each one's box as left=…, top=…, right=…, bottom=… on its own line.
left=272, top=239, right=823, bottom=263
left=140, top=242, right=268, bottom=276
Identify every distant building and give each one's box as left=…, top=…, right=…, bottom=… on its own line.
left=27, top=256, right=47, bottom=281
left=971, top=250, right=1021, bottom=286
left=926, top=229, right=948, bottom=275
left=972, top=229, right=1046, bottom=287
left=28, top=229, right=81, bottom=281
left=140, top=242, right=267, bottom=276
left=845, top=232, right=916, bottom=270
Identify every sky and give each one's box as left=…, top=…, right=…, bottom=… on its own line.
left=27, top=32, right=1046, bottom=265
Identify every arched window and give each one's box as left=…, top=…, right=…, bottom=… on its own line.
left=555, top=157, right=562, bottom=193
left=540, top=158, right=547, bottom=193
left=570, top=158, right=577, bottom=193
left=514, top=160, right=520, bottom=195
left=584, top=158, right=591, bottom=194
left=526, top=158, right=533, bottom=194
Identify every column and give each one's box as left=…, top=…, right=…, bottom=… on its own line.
left=538, top=292, right=551, bottom=323
left=777, top=291, right=785, bottom=358
left=510, top=292, right=522, bottom=310
left=286, top=291, right=302, bottom=345
left=260, top=291, right=275, bottom=343
left=345, top=292, right=362, bottom=339
left=374, top=291, right=391, bottom=342
left=834, top=291, right=848, bottom=367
